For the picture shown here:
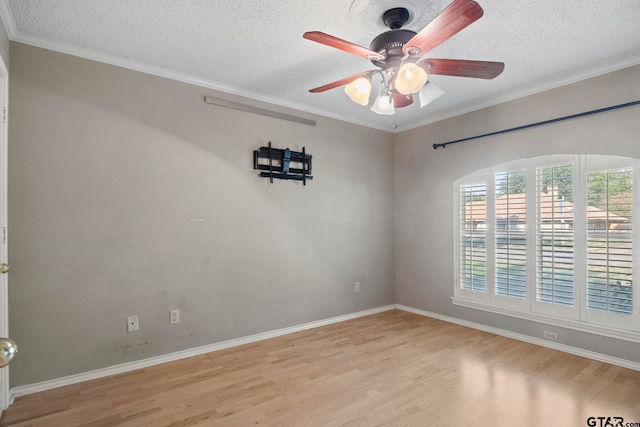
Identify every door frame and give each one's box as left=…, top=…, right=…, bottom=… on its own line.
left=0, top=50, right=9, bottom=412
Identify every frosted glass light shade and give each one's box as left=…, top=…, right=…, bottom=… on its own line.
left=344, top=77, right=372, bottom=106
left=370, top=94, right=395, bottom=115
left=394, top=62, right=428, bottom=95
left=418, top=82, right=445, bottom=108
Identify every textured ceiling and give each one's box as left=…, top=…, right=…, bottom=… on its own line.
left=2, top=0, right=640, bottom=132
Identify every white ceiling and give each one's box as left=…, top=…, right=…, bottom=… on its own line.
left=1, top=0, right=639, bottom=132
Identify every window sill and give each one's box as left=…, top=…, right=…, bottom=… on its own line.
left=451, top=296, right=640, bottom=344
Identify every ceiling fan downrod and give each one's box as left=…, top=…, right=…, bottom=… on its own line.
left=382, top=7, right=410, bottom=30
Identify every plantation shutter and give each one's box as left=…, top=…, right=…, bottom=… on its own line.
left=586, top=168, right=633, bottom=315
left=459, top=183, right=487, bottom=292
left=494, top=170, right=527, bottom=298
left=535, top=163, right=575, bottom=306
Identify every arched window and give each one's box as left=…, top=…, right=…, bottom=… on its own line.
left=454, top=155, right=639, bottom=337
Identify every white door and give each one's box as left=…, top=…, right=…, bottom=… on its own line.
left=0, top=53, right=10, bottom=412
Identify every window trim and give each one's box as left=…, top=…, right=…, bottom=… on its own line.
left=454, top=154, right=639, bottom=339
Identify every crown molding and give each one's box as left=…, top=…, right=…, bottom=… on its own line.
left=2, top=1, right=639, bottom=135
left=0, top=0, right=16, bottom=40
left=8, top=31, right=393, bottom=133
left=402, top=53, right=640, bottom=133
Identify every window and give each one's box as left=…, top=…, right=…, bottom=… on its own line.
left=495, top=169, right=527, bottom=300
left=459, top=183, right=487, bottom=294
left=536, top=163, right=574, bottom=309
left=586, top=167, right=633, bottom=316
left=454, top=155, right=639, bottom=337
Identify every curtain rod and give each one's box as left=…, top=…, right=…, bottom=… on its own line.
left=433, top=100, right=640, bottom=150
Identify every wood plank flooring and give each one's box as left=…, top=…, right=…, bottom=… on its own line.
left=2, top=310, right=640, bottom=426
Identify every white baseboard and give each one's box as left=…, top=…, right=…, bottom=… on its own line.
left=10, top=305, right=395, bottom=399
left=15, top=303, right=636, bottom=401
left=395, top=304, right=640, bottom=372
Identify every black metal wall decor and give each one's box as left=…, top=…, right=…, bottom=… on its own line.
left=253, top=142, right=313, bottom=185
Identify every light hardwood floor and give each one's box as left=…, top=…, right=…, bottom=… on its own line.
left=2, top=310, right=640, bottom=426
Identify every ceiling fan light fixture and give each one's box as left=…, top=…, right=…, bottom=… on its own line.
left=394, top=62, right=428, bottom=95
left=344, top=77, right=372, bottom=106
left=370, top=94, right=395, bottom=115
left=418, top=82, right=445, bottom=108
left=304, top=1, right=504, bottom=118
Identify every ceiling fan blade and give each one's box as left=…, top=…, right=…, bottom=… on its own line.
left=403, top=0, right=483, bottom=56
left=420, top=58, right=505, bottom=79
left=393, top=92, right=414, bottom=108
left=309, top=71, right=372, bottom=93
left=303, top=31, right=385, bottom=61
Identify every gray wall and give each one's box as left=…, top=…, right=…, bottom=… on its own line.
left=8, top=42, right=395, bottom=386
left=395, top=65, right=640, bottom=363
left=8, top=36, right=640, bottom=388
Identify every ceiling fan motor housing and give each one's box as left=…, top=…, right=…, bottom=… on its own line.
left=369, top=8, right=417, bottom=68
left=369, top=29, right=416, bottom=68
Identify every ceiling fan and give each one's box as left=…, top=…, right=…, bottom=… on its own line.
left=303, top=0, right=504, bottom=115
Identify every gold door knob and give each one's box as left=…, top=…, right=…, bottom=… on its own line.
left=0, top=264, right=8, bottom=274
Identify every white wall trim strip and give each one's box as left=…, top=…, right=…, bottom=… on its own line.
left=10, top=305, right=395, bottom=400
left=396, top=304, right=640, bottom=372
left=10, top=303, right=640, bottom=400
left=451, top=297, right=640, bottom=344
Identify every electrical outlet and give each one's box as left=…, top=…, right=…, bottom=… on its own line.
left=543, top=330, right=558, bottom=341
left=355, top=282, right=361, bottom=292
left=170, top=309, right=180, bottom=324
left=126, top=315, right=139, bottom=333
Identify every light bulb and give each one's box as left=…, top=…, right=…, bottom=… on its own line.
left=394, top=62, right=428, bottom=95
left=344, top=77, right=372, bottom=106
left=370, top=94, right=395, bottom=115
